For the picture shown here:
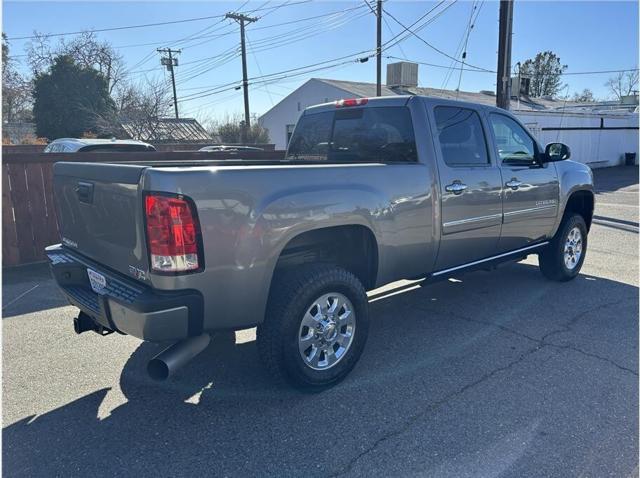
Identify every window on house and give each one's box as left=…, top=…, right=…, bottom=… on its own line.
left=286, top=124, right=296, bottom=146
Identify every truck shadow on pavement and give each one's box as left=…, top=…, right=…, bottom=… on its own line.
left=3, top=262, right=638, bottom=477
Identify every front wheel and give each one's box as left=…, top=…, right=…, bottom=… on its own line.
left=539, top=214, right=588, bottom=281
left=257, top=264, right=369, bottom=391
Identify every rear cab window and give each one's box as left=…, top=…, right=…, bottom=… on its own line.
left=286, top=106, right=417, bottom=163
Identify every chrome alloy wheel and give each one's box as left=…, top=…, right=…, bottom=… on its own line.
left=564, top=226, right=583, bottom=270
left=298, top=292, right=356, bottom=371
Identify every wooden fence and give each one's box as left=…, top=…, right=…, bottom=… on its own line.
left=2, top=150, right=286, bottom=267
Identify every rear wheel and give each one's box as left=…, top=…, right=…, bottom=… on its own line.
left=257, top=264, right=369, bottom=391
left=539, top=214, right=588, bottom=281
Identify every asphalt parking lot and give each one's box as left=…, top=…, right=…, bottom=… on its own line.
left=3, top=166, right=638, bottom=477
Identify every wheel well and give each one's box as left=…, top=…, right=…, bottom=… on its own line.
left=564, top=190, right=594, bottom=230
left=274, top=225, right=378, bottom=290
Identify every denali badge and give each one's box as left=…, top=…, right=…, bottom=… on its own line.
left=87, top=268, right=107, bottom=295
left=128, top=265, right=148, bottom=281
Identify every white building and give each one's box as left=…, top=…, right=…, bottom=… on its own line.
left=259, top=62, right=639, bottom=168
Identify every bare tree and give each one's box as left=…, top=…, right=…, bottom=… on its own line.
left=571, top=88, right=596, bottom=102
left=95, top=79, right=184, bottom=141
left=205, top=113, right=270, bottom=144
left=605, top=70, right=639, bottom=100
left=26, top=31, right=125, bottom=92
left=2, top=33, right=33, bottom=123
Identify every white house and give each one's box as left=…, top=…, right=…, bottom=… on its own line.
left=259, top=62, right=639, bottom=167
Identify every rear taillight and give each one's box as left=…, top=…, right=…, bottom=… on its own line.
left=145, top=194, right=201, bottom=273
left=335, top=98, right=368, bottom=108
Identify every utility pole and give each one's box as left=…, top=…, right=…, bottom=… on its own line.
left=158, top=48, right=181, bottom=118
left=496, top=0, right=514, bottom=110
left=376, top=0, right=382, bottom=96
left=226, top=12, right=258, bottom=142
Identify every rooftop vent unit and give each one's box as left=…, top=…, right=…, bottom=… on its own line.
left=386, top=62, right=418, bottom=89
left=511, top=75, right=531, bottom=97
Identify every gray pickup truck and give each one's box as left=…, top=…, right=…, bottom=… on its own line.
left=47, top=95, right=594, bottom=390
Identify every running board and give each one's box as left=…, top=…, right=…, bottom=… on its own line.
left=432, top=242, right=549, bottom=277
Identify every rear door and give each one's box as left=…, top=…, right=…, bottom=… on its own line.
left=431, top=104, right=503, bottom=271
left=53, top=162, right=150, bottom=280
left=487, top=113, right=560, bottom=252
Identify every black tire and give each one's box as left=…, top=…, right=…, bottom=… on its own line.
left=257, top=264, right=369, bottom=391
left=539, top=213, right=588, bottom=281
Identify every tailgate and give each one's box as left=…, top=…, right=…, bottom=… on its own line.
left=53, top=162, right=150, bottom=281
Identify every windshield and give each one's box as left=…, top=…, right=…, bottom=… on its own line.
left=286, top=106, right=417, bottom=163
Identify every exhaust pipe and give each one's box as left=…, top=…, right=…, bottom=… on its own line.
left=147, top=333, right=211, bottom=381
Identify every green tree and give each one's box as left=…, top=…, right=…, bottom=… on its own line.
left=520, top=51, right=567, bottom=98
left=32, top=55, right=115, bottom=139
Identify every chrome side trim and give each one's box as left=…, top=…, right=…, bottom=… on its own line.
left=432, top=242, right=549, bottom=277
left=443, top=213, right=502, bottom=228
left=503, top=205, right=557, bottom=217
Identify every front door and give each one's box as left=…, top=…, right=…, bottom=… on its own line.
left=432, top=105, right=503, bottom=271
left=487, top=113, right=560, bottom=252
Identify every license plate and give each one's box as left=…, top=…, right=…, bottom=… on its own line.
left=87, top=268, right=107, bottom=295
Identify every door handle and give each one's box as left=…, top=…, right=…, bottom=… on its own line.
left=505, top=179, right=522, bottom=190
left=445, top=181, right=468, bottom=195
left=75, top=181, right=94, bottom=204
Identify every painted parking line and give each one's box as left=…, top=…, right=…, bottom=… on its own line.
left=2, top=284, right=40, bottom=310
left=592, top=218, right=639, bottom=234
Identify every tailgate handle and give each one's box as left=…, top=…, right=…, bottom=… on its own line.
left=75, top=182, right=94, bottom=204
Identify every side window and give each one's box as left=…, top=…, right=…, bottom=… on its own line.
left=286, top=111, right=333, bottom=160
left=434, top=106, right=489, bottom=166
left=489, top=114, right=536, bottom=163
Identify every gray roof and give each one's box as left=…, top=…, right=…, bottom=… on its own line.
left=49, top=138, right=152, bottom=146
left=120, top=117, right=211, bottom=143
left=314, top=78, right=629, bottom=114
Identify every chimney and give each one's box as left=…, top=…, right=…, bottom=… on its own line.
left=386, top=62, right=418, bottom=89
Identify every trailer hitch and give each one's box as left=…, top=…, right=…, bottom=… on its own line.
left=73, top=312, right=114, bottom=336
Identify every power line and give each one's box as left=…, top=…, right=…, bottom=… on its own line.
left=157, top=48, right=182, bottom=118
left=122, top=5, right=368, bottom=83
left=384, top=2, right=495, bottom=73
left=174, top=2, right=460, bottom=102
left=8, top=14, right=225, bottom=41
left=226, top=12, right=258, bottom=137
left=386, top=55, right=494, bottom=72
left=246, top=33, right=274, bottom=107
left=157, top=8, right=368, bottom=87
left=178, top=51, right=376, bottom=103
left=455, top=0, right=484, bottom=97
left=563, top=68, right=639, bottom=76
left=6, top=0, right=311, bottom=41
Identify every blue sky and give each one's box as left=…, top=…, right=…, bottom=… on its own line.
left=3, top=1, right=639, bottom=122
